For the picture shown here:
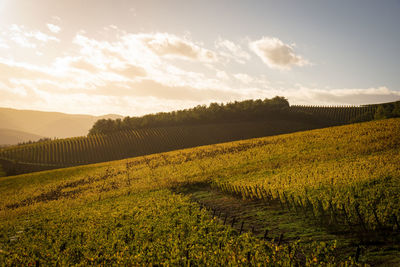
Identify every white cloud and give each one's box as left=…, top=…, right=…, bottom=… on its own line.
left=0, top=37, right=9, bottom=49
left=71, top=31, right=225, bottom=90
left=7, top=24, right=59, bottom=48
left=142, top=33, right=218, bottom=63
left=112, top=64, right=147, bottom=79
left=68, top=57, right=100, bottom=73
left=249, top=36, right=309, bottom=70
left=279, top=86, right=400, bottom=106
left=216, top=70, right=229, bottom=80
left=26, top=30, right=59, bottom=43
left=0, top=58, right=57, bottom=81
left=213, top=85, right=400, bottom=107
left=215, top=38, right=250, bottom=64
left=233, top=73, right=254, bottom=84
left=8, top=24, right=36, bottom=48
left=47, top=23, right=61, bottom=34
left=1, top=24, right=398, bottom=117
left=0, top=29, right=230, bottom=112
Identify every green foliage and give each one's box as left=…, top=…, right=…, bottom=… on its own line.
left=392, top=102, right=400, bottom=117
left=89, top=96, right=295, bottom=135
left=0, top=164, right=5, bottom=177
left=374, top=105, right=388, bottom=120
left=88, top=99, right=399, bottom=135
left=373, top=101, right=400, bottom=120
left=210, top=119, right=400, bottom=231
left=1, top=190, right=344, bottom=265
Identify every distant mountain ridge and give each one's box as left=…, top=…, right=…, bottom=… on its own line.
left=0, top=128, right=44, bottom=146
left=0, top=107, right=122, bottom=145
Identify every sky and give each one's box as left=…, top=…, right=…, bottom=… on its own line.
left=0, top=0, right=399, bottom=116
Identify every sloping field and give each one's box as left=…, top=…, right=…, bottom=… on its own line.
left=0, top=118, right=399, bottom=265
left=0, top=118, right=324, bottom=174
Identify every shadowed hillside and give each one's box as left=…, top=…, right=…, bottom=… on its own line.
left=1, top=98, right=398, bottom=176
left=0, top=119, right=325, bottom=176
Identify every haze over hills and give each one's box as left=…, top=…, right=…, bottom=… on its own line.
left=0, top=107, right=122, bottom=145
left=2, top=98, right=399, bottom=175
left=0, top=128, right=44, bottom=146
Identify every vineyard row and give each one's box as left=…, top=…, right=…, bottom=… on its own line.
left=213, top=181, right=400, bottom=234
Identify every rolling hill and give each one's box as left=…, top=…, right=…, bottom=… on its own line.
left=0, top=118, right=334, bottom=176
left=0, top=128, right=44, bottom=146
left=0, top=118, right=398, bottom=265
left=1, top=100, right=398, bottom=176
left=0, top=107, right=122, bottom=143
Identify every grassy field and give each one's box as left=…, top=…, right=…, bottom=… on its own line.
left=0, top=118, right=399, bottom=265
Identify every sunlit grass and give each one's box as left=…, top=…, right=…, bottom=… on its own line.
left=0, top=118, right=399, bottom=265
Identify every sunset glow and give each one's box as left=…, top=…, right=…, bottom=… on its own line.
left=1, top=0, right=399, bottom=115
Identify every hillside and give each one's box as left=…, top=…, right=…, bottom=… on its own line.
left=89, top=96, right=389, bottom=135
left=0, top=118, right=398, bottom=265
left=0, top=107, right=122, bottom=141
left=2, top=99, right=398, bottom=176
left=0, top=128, right=44, bottom=146
left=0, top=118, right=333, bottom=176
left=3, top=97, right=394, bottom=176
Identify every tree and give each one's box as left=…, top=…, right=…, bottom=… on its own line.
left=87, top=96, right=309, bottom=135
left=374, top=105, right=387, bottom=120
left=391, top=102, right=400, bottom=117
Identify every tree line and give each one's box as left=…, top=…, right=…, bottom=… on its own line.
left=88, top=97, right=319, bottom=135
left=88, top=97, right=400, bottom=135
left=370, top=101, right=400, bottom=120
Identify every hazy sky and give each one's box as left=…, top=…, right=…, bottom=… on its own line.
left=0, top=0, right=399, bottom=116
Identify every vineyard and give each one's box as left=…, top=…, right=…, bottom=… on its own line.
left=290, top=105, right=377, bottom=123
left=0, top=119, right=326, bottom=175
left=89, top=97, right=397, bottom=135
left=1, top=102, right=397, bottom=177
left=0, top=118, right=399, bottom=265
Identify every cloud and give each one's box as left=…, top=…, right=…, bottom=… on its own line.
left=1, top=24, right=399, bottom=117
left=142, top=33, right=218, bottom=63
left=249, top=37, right=309, bottom=70
left=7, top=24, right=59, bottom=48
left=216, top=70, right=229, bottom=80
left=8, top=24, right=37, bottom=48
left=288, top=86, right=400, bottom=105
left=215, top=38, right=250, bottom=64
left=113, top=64, right=147, bottom=78
left=93, top=79, right=240, bottom=101
left=0, top=37, right=9, bottom=49
left=2, top=57, right=399, bottom=115
left=0, top=59, right=54, bottom=82
left=71, top=31, right=224, bottom=90
left=26, top=30, right=60, bottom=43
left=233, top=73, right=254, bottom=84
left=47, top=23, right=61, bottom=34
left=69, top=58, right=99, bottom=73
